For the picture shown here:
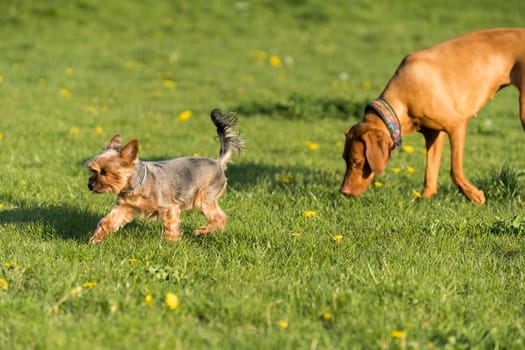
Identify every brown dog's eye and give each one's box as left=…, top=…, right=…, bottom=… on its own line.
left=100, top=168, right=107, bottom=176
left=352, top=160, right=362, bottom=168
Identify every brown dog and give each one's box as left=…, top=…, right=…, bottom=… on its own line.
left=340, top=28, right=525, bottom=204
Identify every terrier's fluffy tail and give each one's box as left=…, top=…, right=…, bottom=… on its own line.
left=211, top=109, right=244, bottom=169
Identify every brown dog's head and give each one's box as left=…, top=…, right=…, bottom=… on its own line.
left=339, top=122, right=393, bottom=196
left=85, top=134, right=139, bottom=194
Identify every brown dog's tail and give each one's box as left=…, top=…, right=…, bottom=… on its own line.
left=211, top=109, right=244, bottom=169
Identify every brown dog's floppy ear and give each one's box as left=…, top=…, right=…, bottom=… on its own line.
left=119, top=139, right=139, bottom=164
left=361, top=130, right=391, bottom=175
left=105, top=134, right=122, bottom=151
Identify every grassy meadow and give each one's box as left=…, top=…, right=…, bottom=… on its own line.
left=1, top=0, right=525, bottom=348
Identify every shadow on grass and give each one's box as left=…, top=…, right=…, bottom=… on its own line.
left=232, top=94, right=367, bottom=121
left=0, top=161, right=344, bottom=244
left=225, top=161, right=342, bottom=192
left=0, top=194, right=100, bottom=242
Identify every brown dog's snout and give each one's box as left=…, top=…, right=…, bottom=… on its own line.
left=339, top=165, right=374, bottom=197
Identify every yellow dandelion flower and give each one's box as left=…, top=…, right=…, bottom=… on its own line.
left=308, top=143, right=319, bottom=150
left=361, top=80, right=371, bottom=90
left=59, top=88, right=71, bottom=97
left=277, top=320, right=288, bottom=329
left=322, top=312, right=332, bottom=321
left=291, top=232, right=301, bottom=238
left=144, top=294, right=153, bottom=306
left=0, top=203, right=3, bottom=209
left=94, top=126, right=103, bottom=135
left=70, top=286, right=82, bottom=297
left=4, top=262, right=20, bottom=269
left=84, top=106, right=98, bottom=114
left=402, top=145, right=414, bottom=153
left=303, top=210, right=316, bottom=218
left=279, top=175, right=291, bottom=184
left=128, top=258, right=137, bottom=264
left=163, top=80, right=175, bottom=89
left=165, top=292, right=179, bottom=310
left=70, top=126, right=80, bottom=135
left=391, top=330, right=406, bottom=338
left=82, top=282, right=97, bottom=288
left=412, top=190, right=422, bottom=198
left=304, top=141, right=319, bottom=150
left=65, top=68, right=74, bottom=76
left=407, top=166, right=415, bottom=174
left=269, top=55, right=281, bottom=67
left=374, top=181, right=382, bottom=188
left=335, top=140, right=343, bottom=148
left=177, top=110, right=192, bottom=122
left=0, top=75, right=3, bottom=84
left=0, top=132, right=4, bottom=140
left=0, top=278, right=8, bottom=290
left=391, top=167, right=401, bottom=173
left=332, top=234, right=343, bottom=242
left=38, top=78, right=47, bottom=85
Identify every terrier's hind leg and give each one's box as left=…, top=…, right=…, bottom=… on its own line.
left=193, top=200, right=227, bottom=236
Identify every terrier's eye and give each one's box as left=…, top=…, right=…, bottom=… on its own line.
left=100, top=168, right=107, bottom=176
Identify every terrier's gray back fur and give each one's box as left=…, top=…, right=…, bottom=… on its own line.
left=141, top=157, right=226, bottom=209
left=123, top=109, right=243, bottom=210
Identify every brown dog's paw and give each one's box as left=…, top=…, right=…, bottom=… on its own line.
left=421, top=188, right=438, bottom=198
left=469, top=189, right=486, bottom=205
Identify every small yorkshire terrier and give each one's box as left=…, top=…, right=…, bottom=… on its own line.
left=86, top=109, right=243, bottom=244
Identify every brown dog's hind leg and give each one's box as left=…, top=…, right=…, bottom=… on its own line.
left=421, top=129, right=446, bottom=198
left=447, top=123, right=486, bottom=204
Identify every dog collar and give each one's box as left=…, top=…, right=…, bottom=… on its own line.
left=366, top=98, right=402, bottom=150
left=122, top=161, right=148, bottom=194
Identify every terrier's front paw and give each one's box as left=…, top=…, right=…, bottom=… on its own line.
left=163, top=230, right=182, bottom=242
left=89, top=233, right=106, bottom=245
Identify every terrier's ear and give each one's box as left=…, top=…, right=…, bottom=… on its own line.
left=105, top=134, right=122, bottom=150
left=119, top=139, right=139, bottom=164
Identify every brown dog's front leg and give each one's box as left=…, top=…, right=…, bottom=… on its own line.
left=90, top=206, right=134, bottom=244
left=519, top=88, right=525, bottom=131
left=448, top=125, right=485, bottom=204
left=421, top=129, right=446, bottom=198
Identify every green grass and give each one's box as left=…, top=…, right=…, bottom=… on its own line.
left=1, top=0, right=525, bottom=349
